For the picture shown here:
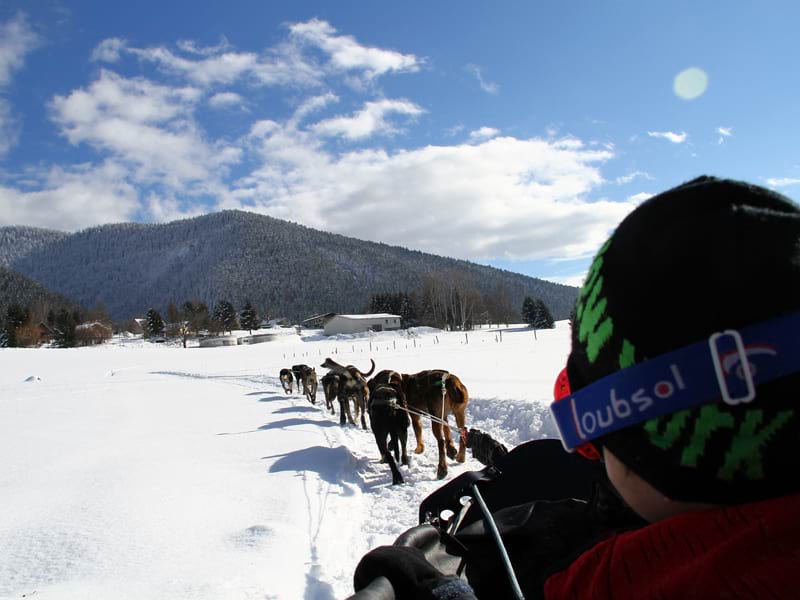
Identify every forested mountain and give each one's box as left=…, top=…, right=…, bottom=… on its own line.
left=0, top=226, right=68, bottom=268
left=1, top=210, right=579, bottom=322
left=0, top=266, right=80, bottom=319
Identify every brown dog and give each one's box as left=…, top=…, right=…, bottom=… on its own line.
left=401, top=370, right=468, bottom=479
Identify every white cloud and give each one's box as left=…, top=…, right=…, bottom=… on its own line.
left=92, top=20, right=418, bottom=91
left=289, top=93, right=339, bottom=127
left=176, top=37, right=230, bottom=56
left=91, top=38, right=127, bottom=63
left=647, top=130, right=688, bottom=144
left=627, top=192, right=654, bottom=203
left=289, top=19, right=420, bottom=83
left=0, top=161, right=140, bottom=230
left=615, top=171, right=652, bottom=185
left=235, top=128, right=632, bottom=261
left=311, top=99, right=423, bottom=140
left=444, top=124, right=464, bottom=138
left=0, top=13, right=39, bottom=158
left=0, top=13, right=39, bottom=86
left=49, top=70, right=238, bottom=187
left=468, top=127, right=500, bottom=143
left=717, top=126, right=733, bottom=145
left=145, top=191, right=208, bottom=223
left=765, top=177, right=800, bottom=188
left=128, top=45, right=260, bottom=87
left=465, top=64, right=499, bottom=94
left=544, top=272, right=588, bottom=288
left=208, top=92, right=243, bottom=108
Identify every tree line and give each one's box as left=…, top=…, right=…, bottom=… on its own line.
left=139, top=299, right=262, bottom=348
left=0, top=301, right=114, bottom=348
left=368, top=272, right=555, bottom=331
left=2, top=275, right=555, bottom=348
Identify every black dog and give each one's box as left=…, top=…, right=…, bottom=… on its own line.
left=321, top=372, right=340, bottom=416
left=291, top=364, right=312, bottom=396
left=368, top=383, right=410, bottom=485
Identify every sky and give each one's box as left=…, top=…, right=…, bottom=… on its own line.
left=1, top=1, right=799, bottom=286
left=0, top=323, right=568, bottom=598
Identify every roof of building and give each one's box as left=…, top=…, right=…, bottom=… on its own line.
left=331, top=313, right=401, bottom=320
left=302, top=312, right=336, bottom=323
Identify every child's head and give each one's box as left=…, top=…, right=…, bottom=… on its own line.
left=553, top=176, right=800, bottom=518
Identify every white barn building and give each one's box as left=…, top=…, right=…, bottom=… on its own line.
left=323, top=313, right=401, bottom=336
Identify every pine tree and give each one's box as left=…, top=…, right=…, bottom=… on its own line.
left=522, top=296, right=555, bottom=329
left=534, top=298, right=555, bottom=329
left=522, top=296, right=537, bottom=327
left=240, top=301, right=259, bottom=333
left=5, top=304, right=29, bottom=348
left=52, top=309, right=77, bottom=348
left=212, top=300, right=238, bottom=334
left=146, top=308, right=165, bottom=338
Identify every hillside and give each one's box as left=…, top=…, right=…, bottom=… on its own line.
left=0, top=265, right=80, bottom=318
left=1, top=210, right=578, bottom=321
left=0, top=226, right=68, bottom=268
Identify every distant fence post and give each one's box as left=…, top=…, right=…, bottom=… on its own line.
left=465, top=333, right=468, bottom=344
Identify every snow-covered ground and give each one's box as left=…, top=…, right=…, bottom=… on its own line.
left=0, top=323, right=570, bottom=599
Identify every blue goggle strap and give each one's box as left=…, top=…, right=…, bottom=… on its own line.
left=550, top=311, right=800, bottom=452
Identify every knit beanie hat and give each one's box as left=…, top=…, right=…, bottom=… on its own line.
left=566, top=176, right=800, bottom=504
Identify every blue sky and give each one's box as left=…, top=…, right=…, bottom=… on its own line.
left=1, top=1, right=799, bottom=286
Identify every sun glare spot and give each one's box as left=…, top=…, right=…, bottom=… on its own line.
left=673, top=67, right=708, bottom=100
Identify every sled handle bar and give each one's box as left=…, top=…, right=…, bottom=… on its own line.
left=472, top=483, right=525, bottom=600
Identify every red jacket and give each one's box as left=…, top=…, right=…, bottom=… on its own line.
left=544, top=492, right=800, bottom=599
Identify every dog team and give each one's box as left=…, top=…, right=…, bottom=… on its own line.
left=279, top=358, right=469, bottom=485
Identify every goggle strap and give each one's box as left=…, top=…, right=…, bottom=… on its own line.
left=551, top=310, right=800, bottom=452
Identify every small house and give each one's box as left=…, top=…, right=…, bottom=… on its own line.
left=75, top=322, right=113, bottom=345
left=323, top=313, right=401, bottom=336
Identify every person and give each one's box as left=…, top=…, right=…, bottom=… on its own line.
left=351, top=176, right=800, bottom=599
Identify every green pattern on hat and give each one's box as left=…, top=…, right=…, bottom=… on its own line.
left=576, top=239, right=613, bottom=363
left=618, top=339, right=636, bottom=369
left=643, top=411, right=691, bottom=451
left=718, top=410, right=793, bottom=480
left=642, top=404, right=795, bottom=482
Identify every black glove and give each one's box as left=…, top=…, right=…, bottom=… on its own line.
left=354, top=545, right=476, bottom=600
left=466, top=428, right=508, bottom=466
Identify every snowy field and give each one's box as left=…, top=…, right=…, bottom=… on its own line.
left=0, top=323, right=570, bottom=599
